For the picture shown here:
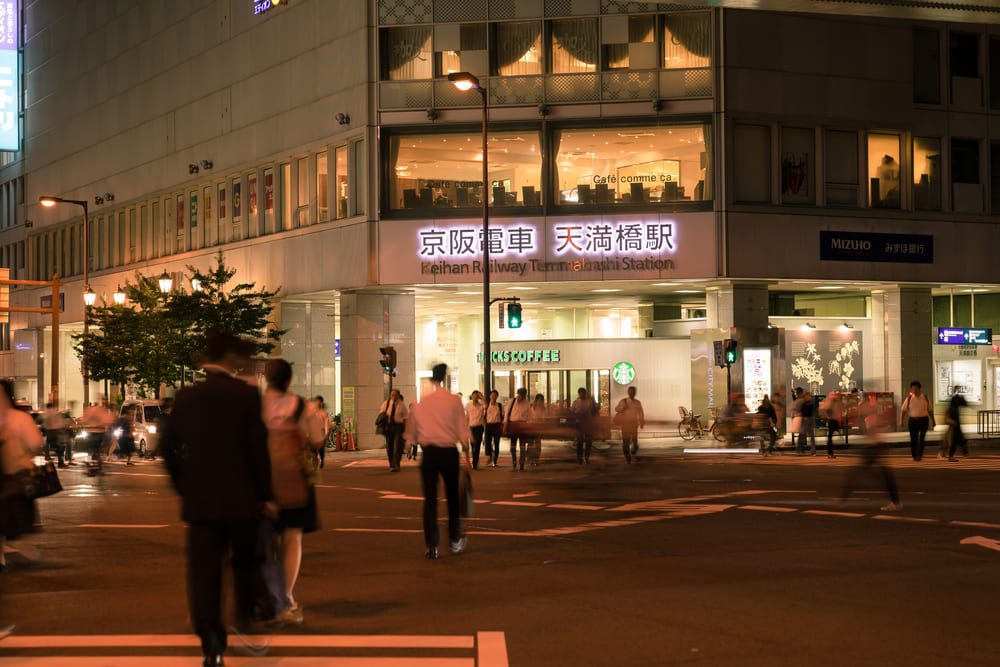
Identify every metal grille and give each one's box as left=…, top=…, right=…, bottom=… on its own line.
left=379, top=81, right=434, bottom=109
left=433, top=79, right=483, bottom=107
left=489, top=76, right=545, bottom=105
left=601, top=1, right=658, bottom=14
left=602, top=71, right=657, bottom=100
left=378, top=0, right=432, bottom=25
left=545, top=73, right=600, bottom=102
left=434, top=0, right=486, bottom=21
left=489, top=0, right=515, bottom=19
left=658, top=68, right=712, bottom=99
left=544, top=0, right=573, bottom=17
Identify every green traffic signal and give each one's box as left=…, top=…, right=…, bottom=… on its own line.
left=507, top=302, right=522, bottom=329
left=724, top=339, right=738, bottom=365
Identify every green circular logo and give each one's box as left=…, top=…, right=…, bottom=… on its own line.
left=612, top=361, right=636, bottom=385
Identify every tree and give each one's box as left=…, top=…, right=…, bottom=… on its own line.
left=73, top=251, right=284, bottom=398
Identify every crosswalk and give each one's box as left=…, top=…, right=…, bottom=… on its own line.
left=0, top=632, right=509, bottom=666
left=749, top=453, right=1000, bottom=470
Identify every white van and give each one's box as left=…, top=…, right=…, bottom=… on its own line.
left=119, top=399, right=163, bottom=458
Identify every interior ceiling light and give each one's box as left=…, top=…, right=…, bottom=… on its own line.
left=802, top=323, right=817, bottom=330
left=815, top=285, right=844, bottom=290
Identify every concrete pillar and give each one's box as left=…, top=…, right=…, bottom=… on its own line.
left=340, top=291, right=415, bottom=450
left=706, top=281, right=770, bottom=330
left=871, top=286, right=933, bottom=408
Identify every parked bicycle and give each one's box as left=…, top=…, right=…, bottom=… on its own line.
left=677, top=406, right=726, bottom=442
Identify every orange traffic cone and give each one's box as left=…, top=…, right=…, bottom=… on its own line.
left=335, top=428, right=343, bottom=451
left=346, top=430, right=356, bottom=451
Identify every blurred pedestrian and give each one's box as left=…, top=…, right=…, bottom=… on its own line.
left=114, top=410, right=137, bottom=466
left=525, top=393, right=547, bottom=468
left=840, top=420, right=900, bottom=512
left=799, top=391, right=816, bottom=455
left=404, top=363, right=471, bottom=559
left=379, top=389, right=407, bottom=473
left=819, top=392, right=843, bottom=458
left=263, top=359, right=320, bottom=626
left=615, top=386, right=645, bottom=463
left=571, top=387, right=597, bottom=464
left=504, top=388, right=531, bottom=471
left=757, top=394, right=778, bottom=454
left=465, top=391, right=485, bottom=469
left=900, top=380, right=934, bottom=461
left=944, top=386, right=968, bottom=461
left=148, top=397, right=173, bottom=461
left=160, top=330, right=274, bottom=666
left=42, top=402, right=69, bottom=468
left=308, top=397, right=331, bottom=469
left=789, top=387, right=804, bottom=451
left=484, top=390, right=503, bottom=467
left=82, top=395, right=115, bottom=468
left=0, top=380, right=45, bottom=573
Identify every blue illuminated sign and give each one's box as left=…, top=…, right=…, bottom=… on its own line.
left=0, top=1, right=19, bottom=152
left=937, top=327, right=992, bottom=345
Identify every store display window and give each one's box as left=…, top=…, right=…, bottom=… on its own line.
left=936, top=360, right=982, bottom=403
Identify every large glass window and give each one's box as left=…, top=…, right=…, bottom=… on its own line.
left=494, top=22, right=542, bottom=76
left=868, top=133, right=900, bottom=208
left=280, top=162, right=291, bottom=230
left=824, top=129, right=859, bottom=206
left=551, top=19, right=597, bottom=74
left=781, top=127, right=814, bottom=205
left=263, top=167, right=275, bottom=234
left=952, top=138, right=979, bottom=184
left=248, top=172, right=258, bottom=237
left=381, top=26, right=432, bottom=80
left=555, top=124, right=709, bottom=205
left=336, top=146, right=349, bottom=218
left=914, top=136, right=941, bottom=210
left=296, top=156, right=309, bottom=227
left=390, top=130, right=542, bottom=210
left=950, top=31, right=979, bottom=78
left=662, top=13, right=711, bottom=69
left=435, top=24, right=487, bottom=78
left=217, top=183, right=227, bottom=244
left=603, top=15, right=656, bottom=70
left=353, top=139, right=365, bottom=216
left=317, top=152, right=328, bottom=222
left=203, top=186, right=213, bottom=246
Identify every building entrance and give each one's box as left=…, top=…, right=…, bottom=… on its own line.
left=492, top=368, right=611, bottom=414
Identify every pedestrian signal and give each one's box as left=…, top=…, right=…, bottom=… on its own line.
left=507, top=302, right=522, bottom=329
left=724, top=339, right=738, bottom=366
left=379, top=346, right=397, bottom=376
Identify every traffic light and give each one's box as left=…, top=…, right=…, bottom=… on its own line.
left=724, top=339, right=738, bottom=366
left=379, top=346, right=397, bottom=376
left=507, top=302, right=522, bottom=329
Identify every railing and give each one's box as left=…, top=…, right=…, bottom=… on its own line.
left=977, top=410, right=1000, bottom=437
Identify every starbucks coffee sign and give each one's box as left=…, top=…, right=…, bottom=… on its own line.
left=612, top=361, right=636, bottom=385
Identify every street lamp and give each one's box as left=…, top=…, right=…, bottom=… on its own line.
left=113, top=285, right=126, bottom=306
left=40, top=195, right=91, bottom=409
left=158, top=270, right=173, bottom=294
left=448, top=71, right=492, bottom=397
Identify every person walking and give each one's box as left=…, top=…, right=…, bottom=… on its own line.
left=820, top=392, right=843, bottom=458
left=615, top=386, right=645, bottom=464
left=82, top=395, right=115, bottom=469
left=379, top=389, right=408, bottom=472
left=309, top=397, right=331, bottom=469
left=263, top=359, right=320, bottom=626
left=42, top=402, right=69, bottom=468
left=404, top=363, right=471, bottom=560
left=466, top=391, right=486, bottom=469
left=504, top=388, right=532, bottom=471
left=840, top=420, right=900, bottom=512
left=944, top=386, right=968, bottom=461
left=0, top=380, right=45, bottom=573
left=484, top=390, right=503, bottom=467
left=757, top=394, right=778, bottom=454
left=525, top=393, right=547, bottom=468
left=900, top=380, right=934, bottom=461
left=789, top=387, right=804, bottom=452
left=160, top=330, right=274, bottom=667
left=799, top=391, right=817, bottom=455
left=571, top=388, right=597, bottom=464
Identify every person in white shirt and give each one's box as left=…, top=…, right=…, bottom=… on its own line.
left=504, top=388, right=532, bottom=471
left=466, top=391, right=486, bottom=469
left=570, top=388, right=598, bottom=464
left=484, top=390, right=503, bottom=467
left=404, top=364, right=471, bottom=559
left=308, top=396, right=331, bottom=468
left=899, top=380, right=935, bottom=461
left=614, top=386, right=645, bottom=464
left=379, top=389, right=408, bottom=472
left=0, top=379, right=45, bottom=572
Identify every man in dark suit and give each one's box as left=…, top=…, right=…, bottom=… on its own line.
left=161, top=330, right=273, bottom=667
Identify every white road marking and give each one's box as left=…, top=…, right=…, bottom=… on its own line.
left=546, top=504, right=604, bottom=511
left=871, top=515, right=938, bottom=523
left=951, top=521, right=1000, bottom=530
left=492, top=501, right=544, bottom=507
left=803, top=510, right=866, bottom=518
left=512, top=491, right=540, bottom=498
left=960, top=536, right=1000, bottom=552
left=76, top=524, right=170, bottom=529
left=738, top=505, right=798, bottom=512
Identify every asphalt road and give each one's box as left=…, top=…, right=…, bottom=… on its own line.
left=2, top=442, right=999, bottom=666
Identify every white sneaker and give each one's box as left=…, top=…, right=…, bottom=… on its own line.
left=880, top=502, right=900, bottom=512
left=449, top=536, right=467, bottom=555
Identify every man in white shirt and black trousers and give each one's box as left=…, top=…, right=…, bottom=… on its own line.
left=404, top=363, right=472, bottom=559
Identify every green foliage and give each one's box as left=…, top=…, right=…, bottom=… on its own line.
left=72, top=251, right=284, bottom=398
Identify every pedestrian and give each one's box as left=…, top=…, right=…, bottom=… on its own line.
left=466, top=391, right=485, bottom=469
left=504, top=388, right=532, bottom=471
left=839, top=420, right=900, bottom=512
left=944, top=386, right=968, bottom=461
left=899, top=380, right=934, bottom=461
left=309, top=397, right=331, bottom=469
left=160, top=330, right=274, bottom=667
left=614, top=386, right=645, bottom=463
left=484, top=390, right=503, bottom=467
left=799, top=391, right=816, bottom=455
left=820, top=392, right=843, bottom=458
left=0, top=379, right=45, bottom=573
left=82, top=395, right=115, bottom=469
left=114, top=410, right=137, bottom=466
left=42, top=402, right=69, bottom=468
left=149, top=397, right=174, bottom=460
left=404, top=363, right=471, bottom=560
left=789, top=387, right=804, bottom=451
left=526, top=393, right=547, bottom=467
left=771, top=391, right=786, bottom=443
left=379, top=389, right=407, bottom=472
left=263, top=359, right=321, bottom=626
left=756, top=394, right=778, bottom=454
left=570, top=387, right=597, bottom=464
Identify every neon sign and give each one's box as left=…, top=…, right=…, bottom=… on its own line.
left=0, top=1, right=19, bottom=151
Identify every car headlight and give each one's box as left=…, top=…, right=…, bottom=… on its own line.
left=147, top=425, right=157, bottom=434
left=76, top=431, right=89, bottom=439
left=112, top=428, right=122, bottom=438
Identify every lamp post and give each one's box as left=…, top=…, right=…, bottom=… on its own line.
left=448, top=72, right=491, bottom=397
left=40, top=195, right=90, bottom=410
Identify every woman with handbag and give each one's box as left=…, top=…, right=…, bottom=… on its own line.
left=263, top=359, right=318, bottom=626
left=0, top=379, right=45, bottom=573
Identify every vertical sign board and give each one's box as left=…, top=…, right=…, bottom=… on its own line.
left=0, top=1, right=18, bottom=152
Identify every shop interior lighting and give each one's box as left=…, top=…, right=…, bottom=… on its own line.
left=839, top=323, right=854, bottom=331
left=802, top=323, right=817, bottom=330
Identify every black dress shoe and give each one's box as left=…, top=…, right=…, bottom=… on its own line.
left=203, top=654, right=224, bottom=667
left=425, top=546, right=438, bottom=559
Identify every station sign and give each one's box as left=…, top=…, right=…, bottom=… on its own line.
left=937, top=327, right=992, bottom=345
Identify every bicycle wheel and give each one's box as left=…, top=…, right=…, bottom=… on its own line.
left=711, top=422, right=726, bottom=442
left=678, top=422, right=696, bottom=441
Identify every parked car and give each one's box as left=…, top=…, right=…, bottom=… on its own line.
left=119, top=399, right=163, bottom=458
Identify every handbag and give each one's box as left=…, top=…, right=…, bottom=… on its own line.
left=374, top=411, right=388, bottom=435
left=27, top=461, right=63, bottom=499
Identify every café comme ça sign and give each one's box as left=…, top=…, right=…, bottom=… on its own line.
left=418, top=220, right=677, bottom=277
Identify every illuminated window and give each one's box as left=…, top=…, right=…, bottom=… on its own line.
left=335, top=146, right=349, bottom=218
left=868, top=133, right=900, bottom=208
left=381, top=26, right=432, bottom=80
left=914, top=136, right=941, bottom=210
left=494, top=22, right=541, bottom=76
left=389, top=130, right=542, bottom=210
left=553, top=124, right=710, bottom=206
left=662, top=13, right=710, bottom=69
left=435, top=24, right=487, bottom=78
left=551, top=19, right=597, bottom=74
left=317, top=152, right=328, bottom=222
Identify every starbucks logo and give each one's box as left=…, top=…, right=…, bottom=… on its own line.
left=612, top=361, right=636, bottom=385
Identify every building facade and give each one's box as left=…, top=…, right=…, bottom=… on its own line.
left=2, top=0, right=1000, bottom=446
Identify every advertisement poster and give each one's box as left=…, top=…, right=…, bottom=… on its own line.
left=786, top=330, right=862, bottom=396
left=743, top=348, right=771, bottom=412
